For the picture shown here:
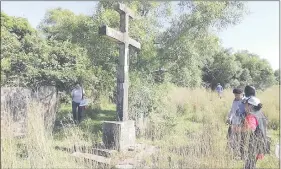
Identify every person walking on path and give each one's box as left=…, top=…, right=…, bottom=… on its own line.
left=71, top=83, right=85, bottom=123
left=216, top=83, right=223, bottom=99
left=237, top=85, right=258, bottom=159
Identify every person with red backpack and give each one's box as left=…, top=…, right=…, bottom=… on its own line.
left=241, top=96, right=268, bottom=169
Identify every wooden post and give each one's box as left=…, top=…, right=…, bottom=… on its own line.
left=99, top=3, right=141, bottom=121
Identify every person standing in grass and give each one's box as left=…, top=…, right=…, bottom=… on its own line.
left=71, top=83, right=85, bottom=123
left=237, top=85, right=257, bottom=158
left=227, top=88, right=244, bottom=129
left=216, top=83, right=223, bottom=99
left=241, top=96, right=267, bottom=169
left=226, top=88, right=244, bottom=156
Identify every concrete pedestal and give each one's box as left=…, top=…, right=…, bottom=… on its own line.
left=102, top=120, right=136, bottom=151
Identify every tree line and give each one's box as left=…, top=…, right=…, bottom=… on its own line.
left=1, top=1, right=279, bottom=102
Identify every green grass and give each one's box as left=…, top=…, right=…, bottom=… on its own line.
left=53, top=100, right=116, bottom=144
left=52, top=86, right=279, bottom=169
left=2, top=86, right=279, bottom=168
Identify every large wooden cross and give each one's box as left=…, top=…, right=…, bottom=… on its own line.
left=99, top=3, right=141, bottom=121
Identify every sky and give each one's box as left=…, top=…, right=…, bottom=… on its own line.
left=1, top=1, right=280, bottom=70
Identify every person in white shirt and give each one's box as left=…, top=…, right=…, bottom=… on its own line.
left=226, top=88, right=244, bottom=157
left=227, top=88, right=244, bottom=128
left=71, top=83, right=85, bottom=123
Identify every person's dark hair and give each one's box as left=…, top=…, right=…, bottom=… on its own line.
left=244, top=85, right=256, bottom=97
left=253, top=103, right=263, bottom=111
left=233, top=88, right=243, bottom=94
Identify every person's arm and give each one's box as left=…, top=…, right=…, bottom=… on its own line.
left=71, top=90, right=74, bottom=99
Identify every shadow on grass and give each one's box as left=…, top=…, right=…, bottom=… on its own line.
left=80, top=108, right=117, bottom=134
left=53, top=104, right=117, bottom=136
left=84, top=108, right=116, bottom=122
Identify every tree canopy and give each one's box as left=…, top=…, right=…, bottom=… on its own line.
left=1, top=1, right=277, bottom=99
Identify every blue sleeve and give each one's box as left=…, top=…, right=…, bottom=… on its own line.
left=236, top=103, right=245, bottom=118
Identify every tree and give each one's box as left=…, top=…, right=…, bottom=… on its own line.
left=238, top=68, right=252, bottom=87
left=1, top=12, right=38, bottom=86
left=1, top=12, right=94, bottom=92
left=202, top=49, right=242, bottom=89
left=37, top=2, right=172, bottom=98
left=155, top=1, right=247, bottom=88
left=234, top=51, right=275, bottom=89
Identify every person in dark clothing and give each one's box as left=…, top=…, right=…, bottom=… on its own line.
left=232, top=86, right=256, bottom=158
left=71, top=83, right=85, bottom=123
left=241, top=96, right=267, bottom=169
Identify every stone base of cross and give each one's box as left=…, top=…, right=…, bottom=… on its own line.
left=99, top=3, right=141, bottom=151
left=102, top=120, right=135, bottom=151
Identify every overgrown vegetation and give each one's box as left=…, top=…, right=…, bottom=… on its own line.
left=1, top=1, right=279, bottom=168
left=1, top=1, right=278, bottom=96
left=1, top=85, right=279, bottom=168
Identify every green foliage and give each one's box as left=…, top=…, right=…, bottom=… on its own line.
left=202, top=49, right=242, bottom=89
left=234, top=51, right=276, bottom=89
left=1, top=4, right=279, bottom=168
left=1, top=12, right=34, bottom=40
left=155, top=1, right=247, bottom=88
left=202, top=49, right=276, bottom=90
left=1, top=12, right=38, bottom=86
left=1, top=12, right=95, bottom=93
left=1, top=1, right=276, bottom=98
left=34, top=2, right=172, bottom=98
left=129, top=73, right=159, bottom=120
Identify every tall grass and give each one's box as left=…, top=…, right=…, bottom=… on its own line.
left=137, top=85, right=280, bottom=168
left=1, top=99, right=88, bottom=168
left=1, top=85, right=279, bottom=168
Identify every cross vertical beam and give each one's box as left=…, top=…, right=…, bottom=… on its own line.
left=99, top=3, right=141, bottom=121
left=117, top=10, right=129, bottom=121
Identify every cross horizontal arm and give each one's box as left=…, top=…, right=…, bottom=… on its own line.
left=99, top=25, right=124, bottom=43
left=99, top=25, right=141, bottom=49
left=129, top=38, right=141, bottom=49
left=114, top=3, right=135, bottom=19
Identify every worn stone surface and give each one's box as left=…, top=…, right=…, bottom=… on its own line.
left=1, top=86, right=58, bottom=137
left=92, top=148, right=118, bottom=157
left=71, top=152, right=111, bottom=168
left=115, top=164, right=134, bottom=169
left=115, top=143, right=158, bottom=168
left=71, top=152, right=111, bottom=164
left=102, top=121, right=136, bottom=151
left=55, top=142, right=157, bottom=168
